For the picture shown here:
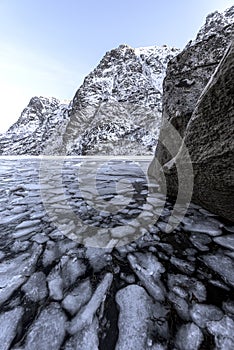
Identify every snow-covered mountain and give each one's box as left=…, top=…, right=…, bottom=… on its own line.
left=0, top=97, right=70, bottom=155
left=0, top=45, right=179, bottom=156
left=56, top=45, right=180, bottom=156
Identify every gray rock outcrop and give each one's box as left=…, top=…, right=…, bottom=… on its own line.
left=151, top=40, right=234, bottom=221
left=155, top=6, right=234, bottom=165
left=149, top=6, right=234, bottom=222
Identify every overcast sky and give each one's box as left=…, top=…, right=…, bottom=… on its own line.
left=0, top=0, right=233, bottom=132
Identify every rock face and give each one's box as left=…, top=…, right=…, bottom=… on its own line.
left=182, top=42, right=234, bottom=220
left=149, top=6, right=234, bottom=222
left=0, top=45, right=179, bottom=156
left=0, top=97, right=70, bottom=155
left=58, top=45, right=179, bottom=156
left=156, top=6, right=234, bottom=165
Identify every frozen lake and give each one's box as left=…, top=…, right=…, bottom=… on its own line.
left=0, top=156, right=234, bottom=349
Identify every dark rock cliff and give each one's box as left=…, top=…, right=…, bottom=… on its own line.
left=149, top=6, right=234, bottom=221
left=155, top=6, right=234, bottom=165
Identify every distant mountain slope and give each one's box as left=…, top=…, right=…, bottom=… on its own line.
left=0, top=97, right=70, bottom=155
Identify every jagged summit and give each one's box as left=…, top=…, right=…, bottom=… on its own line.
left=7, top=96, right=69, bottom=135
left=0, top=96, right=70, bottom=155
left=189, top=5, right=234, bottom=47
left=71, top=44, right=180, bottom=116
left=57, top=44, right=180, bottom=155
left=0, top=43, right=180, bottom=155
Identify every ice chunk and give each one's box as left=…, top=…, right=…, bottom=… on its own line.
left=67, top=273, right=113, bottom=335
left=128, top=253, right=166, bottom=301
left=189, top=232, right=211, bottom=251
left=12, top=226, right=38, bottom=239
left=214, top=235, right=234, bottom=251
left=47, top=270, right=63, bottom=301
left=43, top=241, right=57, bottom=267
left=170, top=256, right=195, bottom=274
left=1, top=212, right=30, bottom=225
left=202, top=254, right=234, bottom=287
left=167, top=274, right=206, bottom=302
left=222, top=300, right=234, bottom=316
left=115, top=284, right=154, bottom=350
left=62, top=279, right=92, bottom=315
left=175, top=323, right=203, bottom=350
left=31, top=233, right=48, bottom=244
left=183, top=214, right=222, bottom=236
left=190, top=303, right=223, bottom=328
left=171, top=285, right=188, bottom=298
left=10, top=240, right=30, bottom=253
left=120, top=272, right=136, bottom=284
left=22, top=303, right=66, bottom=350
left=110, top=225, right=136, bottom=239
left=61, top=256, right=86, bottom=288
left=0, top=244, right=42, bottom=305
left=207, top=316, right=234, bottom=350
left=22, top=272, right=48, bottom=302
left=15, top=220, right=41, bottom=229
left=168, top=291, right=190, bottom=321
left=85, top=247, right=112, bottom=272
left=64, top=317, right=99, bottom=350
left=0, top=307, right=23, bottom=350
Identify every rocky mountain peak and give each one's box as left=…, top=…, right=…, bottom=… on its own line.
left=0, top=43, right=180, bottom=156
left=71, top=44, right=180, bottom=117
left=0, top=96, right=70, bottom=155
left=8, top=96, right=68, bottom=134
left=59, top=44, right=180, bottom=156
left=189, top=5, right=234, bottom=47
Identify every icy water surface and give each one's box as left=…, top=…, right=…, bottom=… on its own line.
left=0, top=156, right=234, bottom=350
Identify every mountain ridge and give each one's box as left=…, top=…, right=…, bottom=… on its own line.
left=0, top=5, right=233, bottom=156
left=0, top=44, right=180, bottom=155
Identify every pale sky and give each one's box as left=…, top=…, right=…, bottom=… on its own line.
left=0, top=0, right=233, bottom=133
